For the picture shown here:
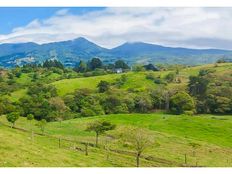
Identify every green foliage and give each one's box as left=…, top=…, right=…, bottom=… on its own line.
left=27, top=83, right=57, bottom=98
left=73, top=60, right=87, bottom=73
left=97, top=80, right=110, bottom=93
left=6, top=112, right=20, bottom=128
left=132, top=64, right=145, bottom=72
left=143, top=63, right=159, bottom=71
left=27, top=114, right=34, bottom=121
left=86, top=120, right=116, bottom=146
left=114, top=60, right=130, bottom=69
left=114, top=74, right=128, bottom=88
left=165, top=72, right=176, bottom=82
left=43, top=59, right=64, bottom=69
left=119, top=127, right=154, bottom=167
left=101, top=90, right=135, bottom=114
left=36, top=119, right=47, bottom=134
left=170, top=92, right=195, bottom=114
left=134, top=94, right=153, bottom=113
left=88, top=58, right=103, bottom=70
left=0, top=98, right=16, bottom=115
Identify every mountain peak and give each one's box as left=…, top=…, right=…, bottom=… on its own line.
left=72, top=37, right=91, bottom=43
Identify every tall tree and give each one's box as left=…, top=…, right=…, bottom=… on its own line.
left=170, top=92, right=195, bottom=114
left=97, top=80, right=110, bottom=93
left=114, top=60, right=130, bottom=69
left=73, top=60, right=87, bottom=73
left=88, top=58, right=103, bottom=70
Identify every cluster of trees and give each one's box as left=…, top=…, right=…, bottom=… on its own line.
left=63, top=82, right=195, bottom=117
left=1, top=59, right=231, bottom=127
left=5, top=67, right=231, bottom=124
left=73, top=58, right=130, bottom=73
left=19, top=83, right=68, bottom=121
left=188, top=69, right=232, bottom=114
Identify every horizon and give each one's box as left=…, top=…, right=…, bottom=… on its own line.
left=1, top=7, right=232, bottom=50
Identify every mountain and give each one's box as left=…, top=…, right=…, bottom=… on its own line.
left=0, top=37, right=232, bottom=67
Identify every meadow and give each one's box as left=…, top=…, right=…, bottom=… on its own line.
left=0, top=113, right=231, bottom=167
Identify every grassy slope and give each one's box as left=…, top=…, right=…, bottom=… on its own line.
left=52, top=71, right=166, bottom=96
left=52, top=63, right=232, bottom=96
left=1, top=113, right=232, bottom=167
left=7, top=63, right=232, bottom=98
left=0, top=123, right=154, bottom=167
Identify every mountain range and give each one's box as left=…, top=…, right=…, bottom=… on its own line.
left=0, top=37, right=232, bottom=67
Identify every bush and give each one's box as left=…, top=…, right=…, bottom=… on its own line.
left=170, top=92, right=195, bottom=114
left=81, top=108, right=96, bottom=117
left=134, top=94, right=153, bottom=113
left=146, top=73, right=155, bottom=80
left=165, top=72, right=176, bottom=82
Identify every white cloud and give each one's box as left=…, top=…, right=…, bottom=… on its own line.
left=0, top=7, right=232, bottom=49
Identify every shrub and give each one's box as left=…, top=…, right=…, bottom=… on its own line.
left=81, top=108, right=96, bottom=117
left=170, top=92, right=195, bottom=114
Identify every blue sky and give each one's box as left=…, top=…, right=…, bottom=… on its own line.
left=0, top=7, right=104, bottom=34
left=0, top=7, right=232, bottom=49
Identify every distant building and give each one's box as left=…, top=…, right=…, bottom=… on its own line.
left=115, top=68, right=123, bottom=73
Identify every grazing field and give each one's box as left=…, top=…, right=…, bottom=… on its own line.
left=52, top=63, right=232, bottom=96
left=6, top=63, right=232, bottom=99
left=0, top=113, right=232, bottom=167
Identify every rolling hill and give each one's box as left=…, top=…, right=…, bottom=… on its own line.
left=0, top=113, right=232, bottom=167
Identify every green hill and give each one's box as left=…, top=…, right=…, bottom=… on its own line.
left=0, top=113, right=231, bottom=167
left=52, top=63, right=232, bottom=96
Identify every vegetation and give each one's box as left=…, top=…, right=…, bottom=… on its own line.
left=86, top=120, right=116, bottom=147
left=0, top=113, right=232, bottom=167
left=6, top=112, right=20, bottom=128
left=0, top=59, right=232, bottom=167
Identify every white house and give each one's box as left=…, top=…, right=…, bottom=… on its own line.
left=115, top=68, right=123, bottom=73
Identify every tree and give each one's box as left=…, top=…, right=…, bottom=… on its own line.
left=143, top=63, right=159, bottom=71
left=188, top=76, right=209, bottom=97
left=36, top=119, right=47, bottom=135
left=134, top=94, right=153, bottom=113
left=27, top=114, right=34, bottom=141
left=102, top=91, right=133, bottom=114
left=88, top=58, right=103, bottom=70
left=49, top=97, right=67, bottom=126
left=6, top=112, right=20, bottom=128
left=27, top=114, right=34, bottom=129
left=115, top=74, right=128, bottom=88
left=120, top=127, right=154, bottom=167
left=43, top=59, right=64, bottom=69
left=73, top=60, right=87, bottom=73
left=97, top=80, right=110, bottom=93
left=170, top=92, right=195, bottom=114
left=86, top=121, right=116, bottom=147
left=114, top=60, right=130, bottom=70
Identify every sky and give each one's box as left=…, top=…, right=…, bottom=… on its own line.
left=0, top=7, right=232, bottom=50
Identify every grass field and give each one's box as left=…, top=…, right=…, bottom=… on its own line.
left=1, top=113, right=232, bottom=167
left=52, top=63, right=232, bottom=96
left=7, top=63, right=232, bottom=99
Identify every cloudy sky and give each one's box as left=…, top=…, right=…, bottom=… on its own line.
left=0, top=7, right=232, bottom=49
